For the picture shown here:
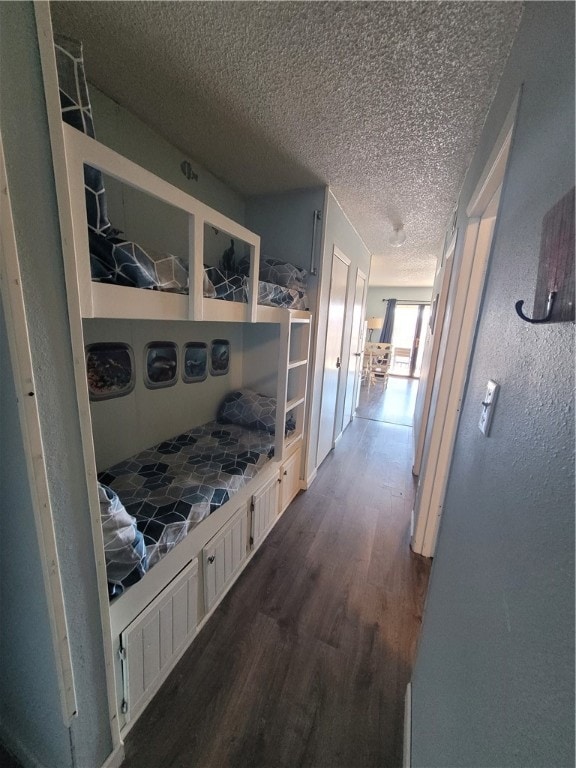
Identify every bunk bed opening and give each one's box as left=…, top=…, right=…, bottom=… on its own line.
left=55, top=33, right=312, bottom=325
left=83, top=318, right=293, bottom=601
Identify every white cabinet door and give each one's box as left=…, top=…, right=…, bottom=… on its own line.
left=120, top=558, right=198, bottom=724
left=203, top=506, right=248, bottom=613
left=280, top=448, right=302, bottom=513
left=251, top=471, right=280, bottom=548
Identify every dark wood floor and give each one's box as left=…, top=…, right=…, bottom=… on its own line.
left=0, top=744, right=22, bottom=768
left=356, top=376, right=419, bottom=427
left=122, top=395, right=430, bottom=768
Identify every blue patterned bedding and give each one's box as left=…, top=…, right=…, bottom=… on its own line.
left=99, top=421, right=275, bottom=595
left=203, top=268, right=307, bottom=310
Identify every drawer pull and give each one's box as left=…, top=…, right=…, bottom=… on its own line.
left=207, top=555, right=215, bottom=564
left=284, top=470, right=288, bottom=476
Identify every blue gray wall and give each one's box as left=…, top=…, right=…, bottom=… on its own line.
left=89, top=86, right=246, bottom=223
left=0, top=3, right=112, bottom=766
left=0, top=300, right=71, bottom=768
left=411, top=4, right=574, bottom=766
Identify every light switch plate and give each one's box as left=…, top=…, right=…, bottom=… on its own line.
left=479, top=379, right=499, bottom=436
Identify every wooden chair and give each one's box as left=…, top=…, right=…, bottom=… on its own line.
left=363, top=342, right=392, bottom=388
left=391, top=346, right=412, bottom=372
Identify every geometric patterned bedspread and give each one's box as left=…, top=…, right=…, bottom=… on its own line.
left=98, top=421, right=275, bottom=584
left=204, top=267, right=308, bottom=310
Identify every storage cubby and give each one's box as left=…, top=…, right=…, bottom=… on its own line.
left=283, top=314, right=311, bottom=450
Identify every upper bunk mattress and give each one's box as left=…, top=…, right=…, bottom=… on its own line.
left=99, top=421, right=275, bottom=584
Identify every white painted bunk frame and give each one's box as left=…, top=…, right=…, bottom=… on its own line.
left=36, top=3, right=312, bottom=749
left=62, top=123, right=263, bottom=324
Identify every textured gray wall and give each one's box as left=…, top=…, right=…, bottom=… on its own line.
left=411, top=4, right=575, bottom=766
left=0, top=300, right=72, bottom=768
left=0, top=3, right=112, bottom=766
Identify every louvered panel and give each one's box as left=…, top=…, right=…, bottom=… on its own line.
left=280, top=447, right=302, bottom=513
left=251, top=472, right=280, bottom=548
left=172, top=580, right=189, bottom=653
left=142, top=613, right=160, bottom=691
left=159, top=600, right=173, bottom=668
left=120, top=558, right=198, bottom=723
left=203, top=505, right=248, bottom=612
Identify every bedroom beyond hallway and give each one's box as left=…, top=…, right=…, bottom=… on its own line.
left=121, top=416, right=430, bottom=768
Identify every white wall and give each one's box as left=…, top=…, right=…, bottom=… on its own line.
left=307, top=190, right=372, bottom=479
left=83, top=319, right=282, bottom=471
left=411, top=4, right=575, bottom=766
left=84, top=320, right=245, bottom=469
left=365, top=285, right=433, bottom=321
left=90, top=86, right=245, bottom=223
left=86, top=87, right=248, bottom=272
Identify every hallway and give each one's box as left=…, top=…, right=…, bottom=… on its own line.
left=356, top=376, right=419, bottom=427
left=122, top=407, right=431, bottom=767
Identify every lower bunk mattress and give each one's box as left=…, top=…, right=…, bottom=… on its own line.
left=98, top=420, right=275, bottom=597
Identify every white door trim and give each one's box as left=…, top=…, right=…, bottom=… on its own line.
left=316, top=245, right=350, bottom=465
left=0, top=128, right=77, bottom=725
left=411, top=95, right=519, bottom=557
left=412, top=231, right=456, bottom=476
left=343, top=266, right=367, bottom=428
left=34, top=1, right=122, bottom=747
left=330, top=246, right=352, bottom=447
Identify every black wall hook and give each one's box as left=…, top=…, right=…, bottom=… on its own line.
left=515, top=290, right=557, bottom=324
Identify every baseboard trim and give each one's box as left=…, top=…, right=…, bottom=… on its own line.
left=0, top=717, right=125, bottom=768
left=403, top=682, right=412, bottom=768
left=100, top=744, right=125, bottom=768
left=0, top=718, right=50, bottom=768
left=303, top=468, right=317, bottom=488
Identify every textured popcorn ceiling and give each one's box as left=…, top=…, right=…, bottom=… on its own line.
left=51, top=1, right=523, bottom=286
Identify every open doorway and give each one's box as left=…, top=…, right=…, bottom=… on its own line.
left=389, top=303, right=431, bottom=377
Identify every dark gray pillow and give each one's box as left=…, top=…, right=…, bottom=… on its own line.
left=217, top=389, right=277, bottom=433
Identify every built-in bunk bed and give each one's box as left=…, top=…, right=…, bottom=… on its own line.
left=46, top=32, right=312, bottom=732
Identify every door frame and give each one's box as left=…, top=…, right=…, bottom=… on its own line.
left=316, top=245, right=351, bottom=465
left=0, top=128, right=77, bottom=725
left=411, top=97, right=518, bottom=557
left=343, top=267, right=367, bottom=428
left=412, top=232, right=456, bottom=476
